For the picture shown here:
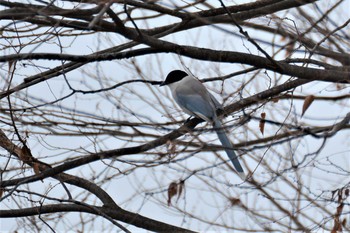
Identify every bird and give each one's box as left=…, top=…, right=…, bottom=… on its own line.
left=160, top=70, right=245, bottom=180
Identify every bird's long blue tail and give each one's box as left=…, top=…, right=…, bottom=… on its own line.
left=213, top=119, right=245, bottom=180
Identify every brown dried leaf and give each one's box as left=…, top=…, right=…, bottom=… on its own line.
left=336, top=83, right=345, bottom=91
left=33, top=162, right=40, bottom=175
left=229, top=197, right=241, bottom=206
left=176, top=181, right=185, bottom=202
left=17, top=144, right=32, bottom=163
left=302, top=95, right=315, bottom=117
left=271, top=97, right=279, bottom=103
left=169, top=141, right=176, bottom=155
left=25, top=130, right=29, bottom=138
left=167, top=182, right=178, bottom=206
left=8, top=61, right=14, bottom=75
left=342, top=218, right=347, bottom=227
left=259, top=112, right=266, bottom=135
left=285, top=42, right=295, bottom=57
left=0, top=188, right=3, bottom=198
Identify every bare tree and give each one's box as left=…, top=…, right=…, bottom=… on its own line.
left=1, top=0, right=349, bottom=232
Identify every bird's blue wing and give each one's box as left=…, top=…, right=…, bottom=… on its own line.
left=172, top=77, right=220, bottom=122
left=174, top=92, right=216, bottom=122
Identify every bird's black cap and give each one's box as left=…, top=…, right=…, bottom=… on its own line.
left=160, top=70, right=188, bottom=86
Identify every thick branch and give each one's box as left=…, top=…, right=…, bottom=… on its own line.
left=0, top=203, right=196, bottom=233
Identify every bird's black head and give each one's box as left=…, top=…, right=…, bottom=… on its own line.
left=160, top=70, right=188, bottom=86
